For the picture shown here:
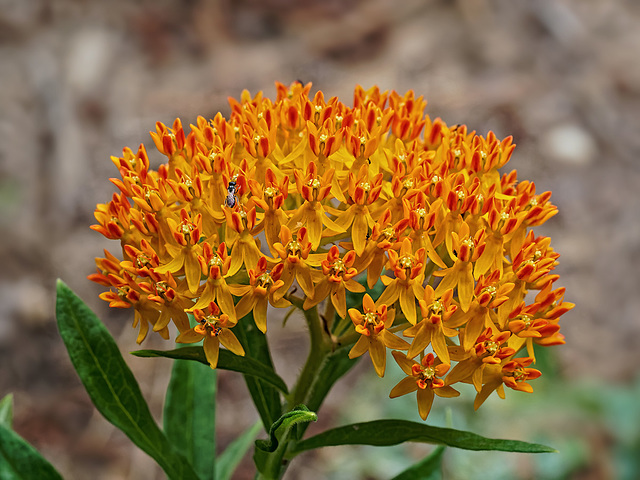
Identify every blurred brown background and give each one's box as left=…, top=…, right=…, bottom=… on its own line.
left=1, top=0, right=639, bottom=479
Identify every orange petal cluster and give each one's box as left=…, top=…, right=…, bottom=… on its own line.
left=90, top=82, right=572, bottom=416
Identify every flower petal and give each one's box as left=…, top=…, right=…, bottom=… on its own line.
left=389, top=376, right=418, bottom=398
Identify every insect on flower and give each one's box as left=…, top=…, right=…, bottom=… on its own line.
left=225, top=178, right=238, bottom=208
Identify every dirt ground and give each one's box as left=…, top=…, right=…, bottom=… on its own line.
left=1, top=0, right=639, bottom=479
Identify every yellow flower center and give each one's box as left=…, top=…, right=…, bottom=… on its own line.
left=257, top=272, right=273, bottom=288
left=155, top=281, right=169, bottom=299
left=208, top=254, right=223, bottom=267
left=135, top=253, right=151, bottom=269
left=308, top=178, right=321, bottom=189
left=518, top=315, right=532, bottom=328
left=287, top=239, right=301, bottom=257
left=330, top=259, right=346, bottom=276
left=399, top=255, right=415, bottom=269
left=264, top=186, right=278, bottom=198
left=485, top=341, right=498, bottom=355
left=381, top=226, right=395, bottom=240
left=364, top=312, right=379, bottom=326
left=199, top=315, right=223, bottom=336
left=482, top=285, right=497, bottom=300
left=180, top=221, right=195, bottom=237
left=430, top=299, right=443, bottom=316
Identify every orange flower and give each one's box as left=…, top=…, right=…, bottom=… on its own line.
left=348, top=294, right=409, bottom=377
left=176, top=302, right=245, bottom=369
left=230, top=257, right=290, bottom=333
left=351, top=208, right=409, bottom=289
left=89, top=82, right=572, bottom=420
left=153, top=208, right=203, bottom=294
left=473, top=357, right=541, bottom=410
left=249, top=167, right=289, bottom=255
left=223, top=205, right=262, bottom=276
left=333, top=164, right=384, bottom=256
left=390, top=352, right=459, bottom=420
left=190, top=242, right=236, bottom=319
left=403, top=286, right=457, bottom=364
left=433, top=220, right=486, bottom=312
left=288, top=161, right=344, bottom=248
left=446, top=328, right=515, bottom=392
left=270, top=225, right=316, bottom=300
left=376, top=238, right=425, bottom=325
left=303, top=245, right=364, bottom=318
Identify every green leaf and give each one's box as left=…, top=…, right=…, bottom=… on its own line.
left=132, top=346, right=288, bottom=394
left=216, top=422, right=262, bottom=480
left=234, top=312, right=283, bottom=431
left=254, top=406, right=317, bottom=478
left=0, top=423, right=63, bottom=480
left=55, top=280, right=199, bottom=480
left=164, top=353, right=217, bottom=480
left=391, top=446, right=445, bottom=480
left=290, top=420, right=556, bottom=455
left=255, top=406, right=318, bottom=454
left=0, top=394, right=13, bottom=428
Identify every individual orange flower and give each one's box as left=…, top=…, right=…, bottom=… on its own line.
left=270, top=225, right=316, bottom=300
left=403, top=286, right=457, bottom=364
left=390, top=351, right=459, bottom=420
left=191, top=242, right=236, bottom=319
left=446, top=328, right=515, bottom=392
left=433, top=220, right=486, bottom=312
left=138, top=270, right=192, bottom=333
left=230, top=257, right=291, bottom=333
left=333, top=163, right=384, bottom=255
left=348, top=294, right=409, bottom=377
left=288, top=161, right=344, bottom=248
left=473, top=357, right=541, bottom=410
left=176, top=302, right=245, bottom=369
left=376, top=237, right=425, bottom=325
left=446, top=270, right=514, bottom=350
left=153, top=208, right=203, bottom=294
left=223, top=205, right=262, bottom=276
left=303, top=245, right=364, bottom=318
left=249, top=167, right=289, bottom=255
left=350, top=208, right=409, bottom=289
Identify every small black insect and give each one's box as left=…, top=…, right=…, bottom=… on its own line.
left=225, top=180, right=238, bottom=208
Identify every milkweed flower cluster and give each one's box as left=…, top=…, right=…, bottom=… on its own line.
left=89, top=81, right=573, bottom=420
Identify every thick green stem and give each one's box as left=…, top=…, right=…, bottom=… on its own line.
left=257, top=298, right=332, bottom=478
left=289, top=302, right=332, bottom=408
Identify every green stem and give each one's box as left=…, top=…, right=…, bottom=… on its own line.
left=257, top=299, right=332, bottom=478
left=289, top=303, right=332, bottom=408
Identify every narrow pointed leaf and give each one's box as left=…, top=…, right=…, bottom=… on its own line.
left=290, top=420, right=556, bottom=455
left=164, top=354, right=217, bottom=480
left=0, top=394, right=12, bottom=427
left=215, top=422, right=262, bottom=480
left=132, top=346, right=288, bottom=394
left=391, top=446, right=445, bottom=480
left=0, top=424, right=63, bottom=480
left=55, top=280, right=198, bottom=480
